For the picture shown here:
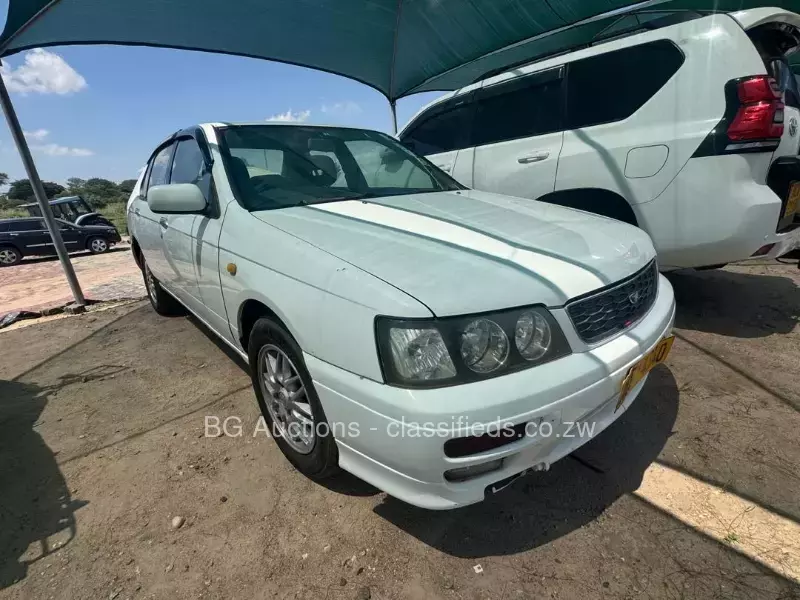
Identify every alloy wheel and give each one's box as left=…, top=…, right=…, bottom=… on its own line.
left=91, top=238, right=108, bottom=253
left=0, top=248, right=18, bottom=265
left=257, top=344, right=316, bottom=454
left=145, top=265, right=158, bottom=302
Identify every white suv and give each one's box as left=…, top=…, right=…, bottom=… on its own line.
left=127, top=123, right=675, bottom=509
left=399, top=7, right=800, bottom=270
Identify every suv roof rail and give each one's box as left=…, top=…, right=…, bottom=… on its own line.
left=472, top=9, right=707, bottom=84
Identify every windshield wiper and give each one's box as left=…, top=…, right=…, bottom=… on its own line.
left=311, top=193, right=374, bottom=205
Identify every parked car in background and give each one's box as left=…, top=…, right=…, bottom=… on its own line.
left=127, top=122, right=676, bottom=509
left=21, top=195, right=116, bottom=228
left=399, top=7, right=800, bottom=270
left=0, top=217, right=121, bottom=266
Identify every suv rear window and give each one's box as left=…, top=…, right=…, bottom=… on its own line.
left=566, top=40, right=684, bottom=129
left=9, top=220, right=44, bottom=232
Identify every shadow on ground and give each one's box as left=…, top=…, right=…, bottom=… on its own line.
left=669, top=267, right=799, bottom=338
left=0, top=380, right=86, bottom=589
left=17, top=246, right=129, bottom=267
left=374, top=365, right=679, bottom=557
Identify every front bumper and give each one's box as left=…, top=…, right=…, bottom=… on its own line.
left=306, top=275, right=676, bottom=510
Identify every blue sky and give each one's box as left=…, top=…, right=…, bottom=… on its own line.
left=0, top=0, right=442, bottom=185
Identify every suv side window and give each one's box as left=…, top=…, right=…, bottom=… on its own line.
left=472, top=68, right=564, bottom=146
left=9, top=220, right=42, bottom=232
left=147, top=143, right=175, bottom=191
left=401, top=101, right=472, bottom=155
left=566, top=40, right=684, bottom=129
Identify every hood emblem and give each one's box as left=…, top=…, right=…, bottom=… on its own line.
left=790, top=117, right=798, bottom=138
left=628, top=290, right=642, bottom=305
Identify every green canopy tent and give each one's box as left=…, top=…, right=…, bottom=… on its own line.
left=0, top=0, right=796, bottom=304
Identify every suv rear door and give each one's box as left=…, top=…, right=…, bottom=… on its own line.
left=469, top=66, right=565, bottom=202
left=9, top=219, right=51, bottom=254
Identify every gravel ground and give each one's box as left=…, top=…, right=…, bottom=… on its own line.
left=0, top=260, right=798, bottom=600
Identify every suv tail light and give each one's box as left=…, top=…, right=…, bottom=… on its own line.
left=727, top=75, right=784, bottom=144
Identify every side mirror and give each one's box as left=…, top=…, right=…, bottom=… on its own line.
left=147, top=184, right=207, bottom=214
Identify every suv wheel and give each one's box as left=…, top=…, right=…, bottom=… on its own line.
left=248, top=317, right=340, bottom=479
left=87, top=236, right=110, bottom=254
left=0, top=246, right=21, bottom=267
left=142, top=260, right=184, bottom=316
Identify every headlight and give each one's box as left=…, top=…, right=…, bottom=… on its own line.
left=515, top=311, right=551, bottom=361
left=460, top=318, right=509, bottom=373
left=376, top=306, right=570, bottom=388
left=387, top=327, right=456, bottom=381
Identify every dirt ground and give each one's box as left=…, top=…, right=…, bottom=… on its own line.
left=0, top=245, right=144, bottom=315
left=1, top=260, right=799, bottom=600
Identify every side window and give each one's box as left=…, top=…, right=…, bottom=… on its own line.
left=401, top=102, right=472, bottom=155
left=472, top=69, right=564, bottom=146
left=567, top=40, right=684, bottom=129
left=10, top=220, right=44, bottom=232
left=147, top=144, right=174, bottom=191
left=170, top=138, right=206, bottom=185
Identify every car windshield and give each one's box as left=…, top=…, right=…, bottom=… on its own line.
left=217, top=125, right=465, bottom=211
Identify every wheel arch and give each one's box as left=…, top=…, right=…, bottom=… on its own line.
left=536, top=188, right=639, bottom=226
left=237, top=297, right=298, bottom=351
left=0, top=242, right=22, bottom=258
left=130, top=236, right=144, bottom=269
left=0, top=242, right=22, bottom=253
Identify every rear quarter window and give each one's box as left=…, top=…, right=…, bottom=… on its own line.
left=566, top=40, right=685, bottom=129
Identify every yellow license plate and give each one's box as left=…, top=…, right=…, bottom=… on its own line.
left=785, top=182, right=800, bottom=219
left=617, top=336, right=675, bottom=411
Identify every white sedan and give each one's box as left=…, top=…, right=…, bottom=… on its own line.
left=127, top=122, right=676, bottom=509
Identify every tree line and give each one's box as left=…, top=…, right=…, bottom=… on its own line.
left=0, top=172, right=137, bottom=210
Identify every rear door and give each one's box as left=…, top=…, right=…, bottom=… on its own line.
left=470, top=67, right=565, bottom=200
left=9, top=219, right=51, bottom=255
left=399, top=95, right=474, bottom=185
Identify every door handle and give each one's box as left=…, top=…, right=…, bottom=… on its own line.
left=134, top=208, right=140, bottom=216
left=517, top=152, right=550, bottom=164
left=159, top=218, right=169, bottom=229
left=8, top=233, right=18, bottom=237
left=434, top=162, right=453, bottom=171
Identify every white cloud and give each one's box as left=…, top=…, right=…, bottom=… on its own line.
left=1, top=48, right=87, bottom=95
left=267, top=109, right=311, bottom=122
left=23, top=128, right=49, bottom=141
left=321, top=101, right=362, bottom=117
left=31, top=143, right=93, bottom=157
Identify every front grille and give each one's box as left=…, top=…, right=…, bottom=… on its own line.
left=567, top=261, right=658, bottom=344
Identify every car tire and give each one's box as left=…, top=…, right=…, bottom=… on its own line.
left=142, top=259, right=185, bottom=316
left=0, top=245, right=21, bottom=267
left=248, top=317, right=340, bottom=480
left=87, top=236, right=110, bottom=254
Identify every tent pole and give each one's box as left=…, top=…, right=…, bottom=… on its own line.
left=0, top=70, right=86, bottom=309
left=390, top=100, right=398, bottom=134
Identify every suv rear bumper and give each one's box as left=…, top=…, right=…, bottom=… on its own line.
left=638, top=154, right=799, bottom=269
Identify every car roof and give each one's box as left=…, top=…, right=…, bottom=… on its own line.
left=205, top=121, right=379, bottom=131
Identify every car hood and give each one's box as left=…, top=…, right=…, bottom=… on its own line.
left=252, top=190, right=656, bottom=316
